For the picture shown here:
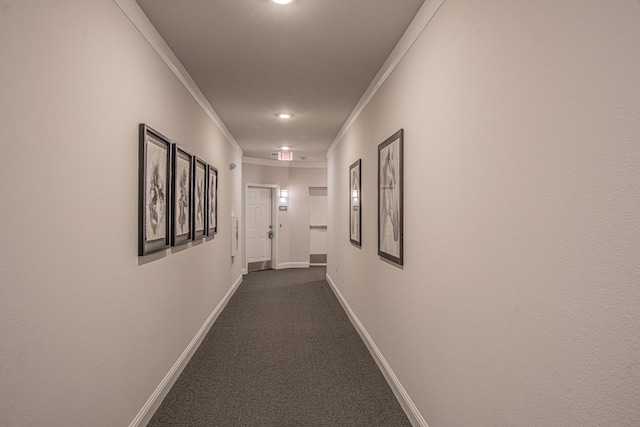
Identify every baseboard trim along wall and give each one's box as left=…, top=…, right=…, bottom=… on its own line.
left=326, top=273, right=429, bottom=427
left=129, top=274, right=244, bottom=427
left=276, top=262, right=310, bottom=270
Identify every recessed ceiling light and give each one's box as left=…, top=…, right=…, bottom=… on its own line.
left=281, top=146, right=290, bottom=150
left=277, top=113, right=292, bottom=119
left=272, top=0, right=293, bottom=4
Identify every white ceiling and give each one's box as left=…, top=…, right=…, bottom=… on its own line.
left=136, top=0, right=426, bottom=161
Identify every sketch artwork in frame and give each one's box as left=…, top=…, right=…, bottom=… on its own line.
left=138, top=124, right=172, bottom=256
left=378, top=129, right=404, bottom=265
left=206, top=165, right=218, bottom=236
left=193, top=157, right=208, bottom=239
left=172, top=144, right=194, bottom=246
left=349, top=159, right=362, bottom=247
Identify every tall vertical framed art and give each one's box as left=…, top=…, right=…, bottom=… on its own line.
left=349, top=159, right=362, bottom=247
left=139, top=124, right=172, bottom=256
left=193, top=157, right=207, bottom=239
left=172, top=144, right=193, bottom=246
left=378, top=129, right=404, bottom=265
left=207, top=165, right=218, bottom=236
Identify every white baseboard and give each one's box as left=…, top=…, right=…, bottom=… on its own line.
left=276, top=262, right=310, bottom=269
left=129, top=274, right=243, bottom=427
left=325, top=273, right=429, bottom=427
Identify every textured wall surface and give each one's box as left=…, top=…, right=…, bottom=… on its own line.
left=327, top=0, right=640, bottom=425
left=0, top=1, right=242, bottom=425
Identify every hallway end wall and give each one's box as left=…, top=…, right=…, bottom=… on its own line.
left=243, top=162, right=327, bottom=269
left=0, top=1, right=242, bottom=426
left=327, top=0, right=640, bottom=426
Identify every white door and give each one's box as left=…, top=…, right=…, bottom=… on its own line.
left=309, top=187, right=327, bottom=265
left=246, top=187, right=272, bottom=271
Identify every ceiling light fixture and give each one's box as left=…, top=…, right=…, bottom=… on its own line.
left=276, top=113, right=292, bottom=119
left=272, top=0, right=293, bottom=4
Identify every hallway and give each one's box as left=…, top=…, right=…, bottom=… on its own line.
left=2, top=1, right=640, bottom=426
left=148, top=268, right=410, bottom=426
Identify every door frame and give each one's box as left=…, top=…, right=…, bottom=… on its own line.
left=244, top=183, right=280, bottom=274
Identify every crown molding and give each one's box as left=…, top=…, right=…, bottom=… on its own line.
left=326, top=0, right=445, bottom=158
left=113, top=0, right=243, bottom=154
left=243, top=157, right=327, bottom=169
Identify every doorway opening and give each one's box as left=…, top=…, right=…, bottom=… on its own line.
left=309, top=187, right=327, bottom=266
left=245, top=185, right=277, bottom=272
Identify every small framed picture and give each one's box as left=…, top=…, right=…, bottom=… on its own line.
left=349, top=159, right=362, bottom=247
left=139, top=124, right=172, bottom=256
left=207, top=165, right=218, bottom=236
left=378, top=129, right=404, bottom=265
left=193, top=157, right=207, bottom=239
left=172, top=144, right=194, bottom=246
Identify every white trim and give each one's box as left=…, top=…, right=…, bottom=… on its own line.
left=276, top=262, right=310, bottom=270
left=129, top=274, right=243, bottom=427
left=112, top=0, right=242, bottom=154
left=325, top=273, right=429, bottom=427
left=243, top=157, right=327, bottom=169
left=326, top=0, right=445, bottom=158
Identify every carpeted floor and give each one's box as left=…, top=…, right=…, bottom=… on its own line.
left=148, top=267, right=411, bottom=426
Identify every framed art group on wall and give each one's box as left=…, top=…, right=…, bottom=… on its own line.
left=139, top=123, right=219, bottom=256
left=348, top=128, right=404, bottom=266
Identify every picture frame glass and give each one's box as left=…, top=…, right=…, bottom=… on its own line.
left=349, top=159, right=361, bottom=246
left=194, top=161, right=206, bottom=234
left=173, top=151, right=192, bottom=238
left=378, top=130, right=403, bottom=264
left=208, top=167, right=218, bottom=234
left=145, top=137, right=169, bottom=242
left=139, top=124, right=172, bottom=256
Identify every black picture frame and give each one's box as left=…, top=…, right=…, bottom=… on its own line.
left=193, top=157, right=208, bottom=239
left=206, top=165, right=218, bottom=236
left=378, top=129, right=404, bottom=265
left=171, top=144, right=194, bottom=246
left=139, top=124, right=172, bottom=256
left=349, top=159, right=362, bottom=247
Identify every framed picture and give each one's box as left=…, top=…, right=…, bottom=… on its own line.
left=172, top=144, right=194, bottom=246
left=139, top=124, right=172, bottom=256
left=193, top=157, right=207, bottom=239
left=207, top=165, right=218, bottom=236
left=378, top=129, right=404, bottom=265
left=349, top=159, right=362, bottom=247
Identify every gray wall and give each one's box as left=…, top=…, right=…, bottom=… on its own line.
left=327, top=0, right=640, bottom=425
left=0, top=1, right=242, bottom=425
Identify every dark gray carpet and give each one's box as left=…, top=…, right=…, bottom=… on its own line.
left=148, top=267, right=411, bottom=426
